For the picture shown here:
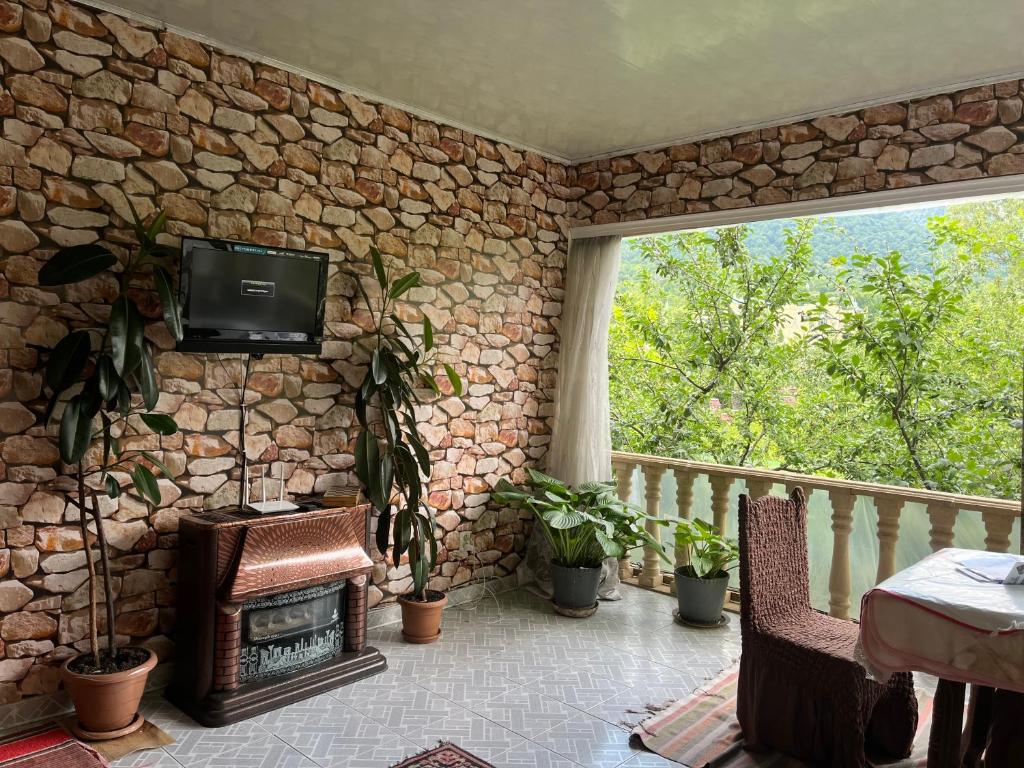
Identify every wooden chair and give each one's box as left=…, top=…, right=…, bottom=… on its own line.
left=737, top=488, right=918, bottom=768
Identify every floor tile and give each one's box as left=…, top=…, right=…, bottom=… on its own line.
left=113, top=749, right=184, bottom=767
left=618, top=749, right=684, bottom=766
left=586, top=683, right=697, bottom=731
left=402, top=707, right=526, bottom=760
left=530, top=669, right=629, bottom=710
left=475, top=689, right=579, bottom=739
left=490, top=739, right=586, bottom=767
left=177, top=732, right=319, bottom=768
left=417, top=665, right=522, bottom=707
left=530, top=711, right=639, bottom=768
left=340, top=681, right=468, bottom=737
left=256, top=693, right=404, bottom=763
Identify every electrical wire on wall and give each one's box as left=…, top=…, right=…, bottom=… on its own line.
left=216, top=353, right=255, bottom=508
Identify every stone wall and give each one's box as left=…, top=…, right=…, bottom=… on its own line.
left=0, top=0, right=568, bottom=702
left=2, top=0, right=1024, bottom=706
left=563, top=79, right=1024, bottom=224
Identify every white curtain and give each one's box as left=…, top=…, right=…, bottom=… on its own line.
left=546, top=234, right=622, bottom=485
left=519, top=234, right=623, bottom=601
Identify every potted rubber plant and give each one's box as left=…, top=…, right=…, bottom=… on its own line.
left=494, top=470, right=665, bottom=613
left=39, top=204, right=181, bottom=739
left=353, top=246, right=462, bottom=643
left=672, top=517, right=739, bottom=625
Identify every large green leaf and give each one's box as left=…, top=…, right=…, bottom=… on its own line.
left=131, top=463, right=161, bottom=505
left=370, top=246, right=387, bottom=289
left=443, top=363, right=463, bottom=396
left=542, top=506, right=585, bottom=530
left=96, top=354, right=119, bottom=402
left=423, top=315, right=433, bottom=351
left=375, top=505, right=392, bottom=554
left=59, top=395, right=94, bottom=464
left=138, top=345, right=158, bottom=410
left=140, top=413, right=177, bottom=435
left=153, top=267, right=182, bottom=342
left=45, top=331, right=92, bottom=394
left=387, top=272, right=420, bottom=299
left=371, top=349, right=387, bottom=385
left=109, top=296, right=144, bottom=377
left=140, top=450, right=174, bottom=480
left=38, top=244, right=116, bottom=286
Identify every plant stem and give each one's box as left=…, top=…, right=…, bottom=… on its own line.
left=77, top=466, right=100, bottom=668
left=90, top=493, right=118, bottom=662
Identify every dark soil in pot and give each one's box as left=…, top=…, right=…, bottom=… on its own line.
left=550, top=562, right=602, bottom=610
left=67, top=647, right=150, bottom=675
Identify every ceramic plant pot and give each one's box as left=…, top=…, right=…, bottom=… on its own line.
left=61, top=647, right=157, bottom=739
left=674, top=568, right=729, bottom=624
left=550, top=562, right=602, bottom=610
left=399, top=591, right=448, bottom=643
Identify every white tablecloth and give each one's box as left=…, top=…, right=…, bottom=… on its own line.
left=856, top=548, right=1024, bottom=693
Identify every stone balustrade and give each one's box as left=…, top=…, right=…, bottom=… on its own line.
left=611, top=451, right=1020, bottom=620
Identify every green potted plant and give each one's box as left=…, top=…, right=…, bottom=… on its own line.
left=672, top=517, right=739, bottom=625
left=353, top=246, right=462, bottom=643
left=494, top=470, right=664, bottom=613
left=39, top=204, right=180, bottom=739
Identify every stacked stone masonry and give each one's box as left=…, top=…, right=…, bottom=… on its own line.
left=1, top=0, right=1023, bottom=703
left=0, top=0, right=568, bottom=703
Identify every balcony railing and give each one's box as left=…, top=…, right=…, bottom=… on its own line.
left=611, top=451, right=1021, bottom=620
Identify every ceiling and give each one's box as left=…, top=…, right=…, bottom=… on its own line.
left=93, top=0, right=1024, bottom=162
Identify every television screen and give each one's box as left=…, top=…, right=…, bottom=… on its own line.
left=177, top=238, right=328, bottom=354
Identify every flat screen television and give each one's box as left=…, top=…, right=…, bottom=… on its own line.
left=177, top=237, right=328, bottom=355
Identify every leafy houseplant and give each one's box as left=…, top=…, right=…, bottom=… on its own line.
left=40, top=204, right=180, bottom=738
left=672, top=517, right=739, bottom=625
left=494, top=469, right=665, bottom=611
left=353, top=246, right=462, bottom=643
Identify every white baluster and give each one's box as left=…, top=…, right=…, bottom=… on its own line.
left=639, top=465, right=665, bottom=588
left=927, top=500, right=957, bottom=552
left=612, top=460, right=637, bottom=580
left=982, top=509, right=1013, bottom=553
left=875, top=496, right=904, bottom=583
left=827, top=489, right=856, bottom=620
left=709, top=474, right=733, bottom=533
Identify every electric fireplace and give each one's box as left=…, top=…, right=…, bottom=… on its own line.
left=167, top=504, right=386, bottom=726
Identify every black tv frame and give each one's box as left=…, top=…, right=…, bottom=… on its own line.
left=176, top=237, right=329, bottom=355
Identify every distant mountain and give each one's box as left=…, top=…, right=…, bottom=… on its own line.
left=620, top=204, right=947, bottom=279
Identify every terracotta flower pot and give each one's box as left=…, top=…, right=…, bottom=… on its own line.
left=399, top=591, right=448, bottom=644
left=61, top=647, right=157, bottom=739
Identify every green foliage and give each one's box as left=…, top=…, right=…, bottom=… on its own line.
left=40, top=203, right=182, bottom=666
left=673, top=518, right=739, bottom=579
left=42, top=205, right=181, bottom=499
left=610, top=200, right=1023, bottom=499
left=354, top=246, right=463, bottom=601
left=493, top=469, right=667, bottom=568
left=610, top=220, right=814, bottom=466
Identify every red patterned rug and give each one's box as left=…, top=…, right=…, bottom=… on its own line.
left=391, top=743, right=495, bottom=767
left=0, top=725, right=108, bottom=767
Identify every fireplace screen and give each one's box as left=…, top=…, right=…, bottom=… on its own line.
left=239, top=581, right=346, bottom=683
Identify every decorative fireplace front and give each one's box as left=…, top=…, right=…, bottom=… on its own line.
left=167, top=503, right=386, bottom=726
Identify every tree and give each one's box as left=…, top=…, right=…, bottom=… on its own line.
left=610, top=221, right=813, bottom=465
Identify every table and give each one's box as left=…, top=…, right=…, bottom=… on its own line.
left=856, top=548, right=1024, bottom=767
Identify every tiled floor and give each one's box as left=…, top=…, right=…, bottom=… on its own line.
left=118, top=585, right=741, bottom=767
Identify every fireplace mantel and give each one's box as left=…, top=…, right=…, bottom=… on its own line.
left=167, top=503, right=387, bottom=726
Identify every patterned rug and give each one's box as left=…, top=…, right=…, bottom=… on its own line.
left=0, top=725, right=108, bottom=767
left=631, top=665, right=933, bottom=767
left=391, top=743, right=495, bottom=767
